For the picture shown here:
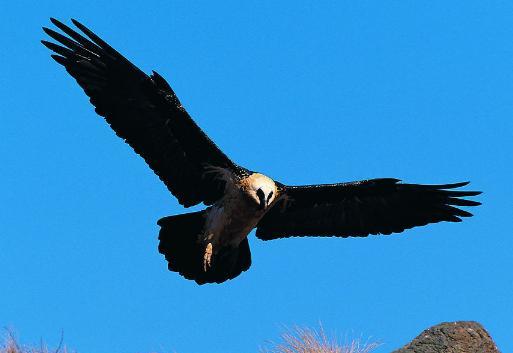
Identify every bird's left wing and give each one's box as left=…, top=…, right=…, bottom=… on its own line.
left=256, top=178, right=481, bottom=240
left=42, top=18, right=247, bottom=207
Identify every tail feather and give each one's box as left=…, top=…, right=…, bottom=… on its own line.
left=157, top=211, right=251, bottom=284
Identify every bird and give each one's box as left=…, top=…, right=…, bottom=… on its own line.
left=42, top=18, right=481, bottom=285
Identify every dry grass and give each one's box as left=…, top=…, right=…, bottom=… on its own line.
left=1, top=331, right=73, bottom=353
left=2, top=326, right=379, bottom=353
left=261, top=326, right=380, bottom=353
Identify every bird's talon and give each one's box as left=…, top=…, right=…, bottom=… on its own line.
left=203, top=243, right=213, bottom=272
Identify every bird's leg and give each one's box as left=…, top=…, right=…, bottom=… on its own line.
left=203, top=242, right=213, bottom=272
left=200, top=205, right=222, bottom=272
left=201, top=231, right=216, bottom=272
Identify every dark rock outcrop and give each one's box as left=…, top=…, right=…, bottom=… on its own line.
left=392, top=321, right=500, bottom=353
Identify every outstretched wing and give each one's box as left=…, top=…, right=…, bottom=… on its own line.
left=257, top=178, right=481, bottom=240
left=42, top=18, right=247, bottom=207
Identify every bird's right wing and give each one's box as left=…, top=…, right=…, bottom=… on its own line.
left=257, top=178, right=481, bottom=240
left=42, top=18, right=247, bottom=207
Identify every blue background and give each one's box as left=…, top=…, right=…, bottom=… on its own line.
left=1, top=1, right=511, bottom=352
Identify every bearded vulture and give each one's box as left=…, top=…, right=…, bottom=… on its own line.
left=42, top=19, right=481, bottom=284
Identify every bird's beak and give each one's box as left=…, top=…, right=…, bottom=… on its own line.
left=257, top=191, right=266, bottom=210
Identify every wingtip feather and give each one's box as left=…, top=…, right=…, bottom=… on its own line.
left=71, top=18, right=93, bottom=38
left=70, top=18, right=115, bottom=53
left=50, top=54, right=67, bottom=66
left=49, top=17, right=62, bottom=26
left=447, top=181, right=470, bottom=188
left=70, top=18, right=81, bottom=27
left=41, top=40, right=69, bottom=55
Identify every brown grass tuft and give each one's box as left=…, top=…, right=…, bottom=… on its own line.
left=262, top=325, right=380, bottom=353
left=2, top=326, right=380, bottom=353
left=1, top=331, right=73, bottom=353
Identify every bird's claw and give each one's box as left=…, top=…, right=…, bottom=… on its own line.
left=203, top=243, right=213, bottom=272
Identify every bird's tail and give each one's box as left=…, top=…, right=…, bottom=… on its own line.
left=157, top=211, right=251, bottom=285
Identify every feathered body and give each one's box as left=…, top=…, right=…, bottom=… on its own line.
left=198, top=172, right=279, bottom=252
left=42, top=19, right=481, bottom=285
left=158, top=172, right=279, bottom=283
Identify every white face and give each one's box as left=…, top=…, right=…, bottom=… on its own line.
left=244, top=173, right=277, bottom=210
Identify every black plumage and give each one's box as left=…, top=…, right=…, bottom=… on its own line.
left=42, top=18, right=247, bottom=208
left=257, top=179, right=481, bottom=239
left=158, top=212, right=251, bottom=284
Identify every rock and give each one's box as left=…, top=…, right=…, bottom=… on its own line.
left=392, top=321, right=500, bottom=353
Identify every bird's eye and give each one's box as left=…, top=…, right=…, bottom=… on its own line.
left=267, top=191, right=274, bottom=201
left=256, top=189, right=265, bottom=199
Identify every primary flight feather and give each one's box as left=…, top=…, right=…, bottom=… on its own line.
left=42, top=19, right=481, bottom=284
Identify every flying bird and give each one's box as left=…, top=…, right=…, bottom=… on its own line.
left=42, top=18, right=481, bottom=284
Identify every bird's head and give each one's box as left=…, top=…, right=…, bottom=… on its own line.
left=243, top=173, right=278, bottom=211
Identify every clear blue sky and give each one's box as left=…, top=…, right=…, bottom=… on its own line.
left=1, top=1, right=512, bottom=352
